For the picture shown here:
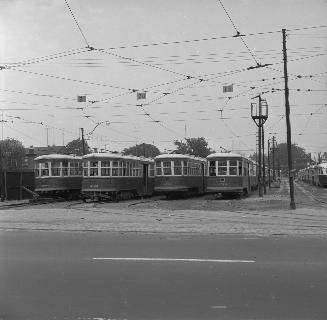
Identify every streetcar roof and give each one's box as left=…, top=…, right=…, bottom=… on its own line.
left=34, top=154, right=82, bottom=161
left=82, top=152, right=153, bottom=163
left=154, top=154, right=206, bottom=162
left=315, top=163, right=327, bottom=168
left=207, top=152, right=245, bottom=159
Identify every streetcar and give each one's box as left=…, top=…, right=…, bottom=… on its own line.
left=206, top=152, right=257, bottom=197
left=34, top=154, right=83, bottom=199
left=312, top=163, right=327, bottom=187
left=154, top=154, right=206, bottom=198
left=81, top=153, right=155, bottom=201
left=298, top=163, right=327, bottom=187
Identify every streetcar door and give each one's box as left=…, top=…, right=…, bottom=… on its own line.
left=143, top=163, right=148, bottom=192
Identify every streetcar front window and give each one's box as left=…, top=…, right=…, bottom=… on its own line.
left=229, top=160, right=238, bottom=175
left=163, top=161, right=172, bottom=175
left=217, top=160, right=227, bottom=175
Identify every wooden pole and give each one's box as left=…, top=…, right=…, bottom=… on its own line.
left=282, top=28, right=296, bottom=209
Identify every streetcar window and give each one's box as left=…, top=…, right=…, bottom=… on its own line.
left=90, top=168, right=98, bottom=176
left=112, top=161, right=119, bottom=176
left=163, top=161, right=172, bottom=175
left=174, top=160, right=182, bottom=175
left=229, top=160, right=237, bottom=175
left=217, top=160, right=227, bottom=175
left=90, top=161, right=99, bottom=176
left=182, top=161, right=188, bottom=175
left=51, top=162, right=61, bottom=176
left=229, top=160, right=237, bottom=166
left=62, top=161, right=69, bottom=176
left=101, top=159, right=111, bottom=177
left=156, top=161, right=162, bottom=176
left=70, top=162, right=81, bottom=176
left=209, top=161, right=216, bottom=176
left=83, top=161, right=88, bottom=176
left=40, top=162, right=49, bottom=176
left=101, top=161, right=111, bottom=167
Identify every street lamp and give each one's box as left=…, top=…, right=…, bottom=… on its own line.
left=251, top=95, right=268, bottom=197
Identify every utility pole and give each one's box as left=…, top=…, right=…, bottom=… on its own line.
left=46, top=127, right=49, bottom=146
left=282, top=28, right=296, bottom=209
left=1, top=111, right=4, bottom=140
left=261, top=100, right=268, bottom=194
left=81, top=128, right=86, bottom=155
left=267, top=139, right=271, bottom=188
left=0, top=144, right=3, bottom=201
left=272, top=136, right=276, bottom=181
left=251, top=95, right=268, bottom=197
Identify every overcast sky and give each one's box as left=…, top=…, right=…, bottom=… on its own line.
left=1, top=0, right=326, bottom=156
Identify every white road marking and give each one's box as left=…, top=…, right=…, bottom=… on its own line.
left=92, top=257, right=255, bottom=263
left=211, top=305, right=228, bottom=309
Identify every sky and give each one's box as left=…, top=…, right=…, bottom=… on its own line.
left=0, top=0, right=326, bottom=157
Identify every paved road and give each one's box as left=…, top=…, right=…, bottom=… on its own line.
left=1, top=231, right=327, bottom=320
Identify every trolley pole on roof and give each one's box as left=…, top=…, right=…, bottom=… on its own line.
left=251, top=94, right=268, bottom=197
left=282, top=28, right=296, bottom=209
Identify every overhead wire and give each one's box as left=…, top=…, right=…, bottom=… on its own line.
left=64, top=0, right=90, bottom=48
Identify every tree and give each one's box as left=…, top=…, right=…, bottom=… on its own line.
left=0, top=138, right=25, bottom=170
left=276, top=143, right=311, bottom=173
left=65, top=138, right=90, bottom=156
left=250, top=142, right=311, bottom=174
left=122, top=143, right=160, bottom=158
left=173, top=137, right=213, bottom=158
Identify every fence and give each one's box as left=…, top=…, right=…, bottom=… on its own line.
left=1, top=171, right=35, bottom=200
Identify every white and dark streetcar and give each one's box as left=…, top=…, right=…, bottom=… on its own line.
left=298, top=163, right=327, bottom=187
left=206, top=152, right=257, bottom=197
left=81, top=153, right=155, bottom=200
left=34, top=154, right=82, bottom=198
left=154, top=154, right=206, bottom=198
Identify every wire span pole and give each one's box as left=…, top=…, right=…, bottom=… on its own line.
left=282, top=29, right=296, bottom=209
left=81, top=128, right=86, bottom=155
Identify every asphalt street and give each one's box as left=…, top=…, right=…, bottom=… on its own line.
left=1, top=231, right=327, bottom=320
